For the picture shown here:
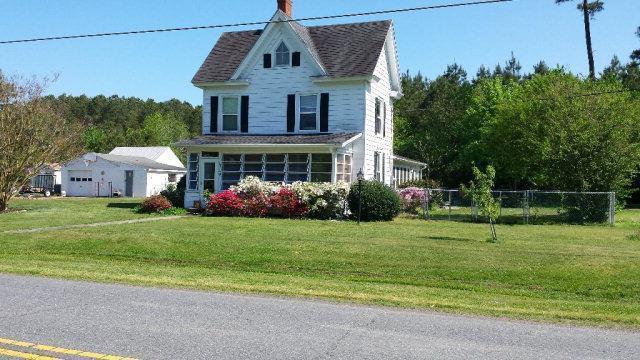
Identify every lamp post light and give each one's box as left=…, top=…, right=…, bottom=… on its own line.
left=357, top=168, right=365, bottom=225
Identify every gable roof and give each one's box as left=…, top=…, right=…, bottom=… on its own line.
left=192, top=20, right=392, bottom=84
left=109, top=147, right=172, bottom=161
left=92, top=154, right=186, bottom=172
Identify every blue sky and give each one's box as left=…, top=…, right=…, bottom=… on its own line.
left=1, top=0, right=639, bottom=105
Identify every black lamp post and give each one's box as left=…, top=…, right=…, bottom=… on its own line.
left=357, top=168, right=364, bottom=225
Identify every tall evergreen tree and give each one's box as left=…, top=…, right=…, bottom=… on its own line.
left=555, top=0, right=604, bottom=80
left=533, top=61, right=551, bottom=75
left=631, top=26, right=640, bottom=64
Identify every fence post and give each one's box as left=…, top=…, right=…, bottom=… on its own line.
left=498, top=191, right=503, bottom=220
left=609, top=192, right=616, bottom=225
left=424, top=188, right=430, bottom=220
left=448, top=190, right=452, bottom=220
left=523, top=190, right=530, bottom=225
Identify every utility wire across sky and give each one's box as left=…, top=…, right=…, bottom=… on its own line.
left=0, top=0, right=512, bottom=45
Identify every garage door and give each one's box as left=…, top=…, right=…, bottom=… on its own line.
left=67, top=170, right=94, bottom=197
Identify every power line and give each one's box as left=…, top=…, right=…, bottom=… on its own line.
left=0, top=0, right=512, bottom=45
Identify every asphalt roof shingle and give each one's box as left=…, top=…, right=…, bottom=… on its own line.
left=192, top=20, right=391, bottom=83
left=174, top=133, right=361, bottom=147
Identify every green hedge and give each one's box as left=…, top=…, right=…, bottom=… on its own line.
left=348, top=180, right=401, bottom=221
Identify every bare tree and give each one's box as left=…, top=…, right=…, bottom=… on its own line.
left=556, top=0, right=604, bottom=80
left=0, top=71, right=84, bottom=212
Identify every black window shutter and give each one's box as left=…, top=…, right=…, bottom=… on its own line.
left=287, top=94, right=296, bottom=133
left=210, top=96, right=218, bottom=133
left=292, top=52, right=301, bottom=67
left=263, top=54, right=272, bottom=68
left=241, top=96, right=249, bottom=133
left=320, top=93, right=329, bottom=133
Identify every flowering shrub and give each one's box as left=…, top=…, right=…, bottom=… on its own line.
left=269, top=188, right=308, bottom=218
left=139, top=195, right=173, bottom=213
left=291, top=181, right=350, bottom=219
left=207, top=190, right=243, bottom=216
left=241, top=193, right=269, bottom=217
left=205, top=177, right=349, bottom=219
left=231, top=176, right=279, bottom=198
left=399, top=187, right=427, bottom=214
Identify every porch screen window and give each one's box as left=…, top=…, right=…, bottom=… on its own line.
left=222, top=97, right=239, bottom=132
left=286, top=153, right=309, bottom=183
left=265, top=154, right=286, bottom=182
left=374, top=152, right=381, bottom=181
left=299, top=95, right=318, bottom=131
left=221, top=154, right=242, bottom=190
left=275, top=42, right=290, bottom=66
left=375, top=98, right=382, bottom=135
left=244, top=154, right=264, bottom=179
left=188, top=153, right=199, bottom=190
left=336, top=154, right=352, bottom=183
left=311, top=154, right=332, bottom=182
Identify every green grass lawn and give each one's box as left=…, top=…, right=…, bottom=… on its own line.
left=0, top=197, right=149, bottom=232
left=1, top=198, right=639, bottom=328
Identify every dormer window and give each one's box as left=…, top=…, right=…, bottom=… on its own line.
left=275, top=42, right=290, bottom=66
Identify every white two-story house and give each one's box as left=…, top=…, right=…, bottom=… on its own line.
left=177, top=0, right=425, bottom=207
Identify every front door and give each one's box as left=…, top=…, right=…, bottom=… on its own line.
left=125, top=170, right=134, bottom=197
left=202, top=161, right=217, bottom=194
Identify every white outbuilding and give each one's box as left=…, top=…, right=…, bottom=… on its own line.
left=61, top=147, right=186, bottom=198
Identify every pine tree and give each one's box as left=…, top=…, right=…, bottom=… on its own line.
left=555, top=0, right=604, bottom=80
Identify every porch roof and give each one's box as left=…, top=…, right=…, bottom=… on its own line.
left=175, top=133, right=361, bottom=148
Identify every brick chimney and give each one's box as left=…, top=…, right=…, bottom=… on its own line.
left=277, top=0, right=293, bottom=17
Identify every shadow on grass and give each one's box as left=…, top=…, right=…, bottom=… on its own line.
left=419, top=235, right=471, bottom=242
left=106, top=202, right=139, bottom=209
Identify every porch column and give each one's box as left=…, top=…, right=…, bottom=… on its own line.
left=331, top=149, right=338, bottom=183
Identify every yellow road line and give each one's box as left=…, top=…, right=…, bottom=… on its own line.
left=0, top=337, right=137, bottom=360
left=0, top=347, right=59, bottom=360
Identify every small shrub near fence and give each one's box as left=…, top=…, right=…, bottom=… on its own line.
left=409, top=189, right=617, bottom=225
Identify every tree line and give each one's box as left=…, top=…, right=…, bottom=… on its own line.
left=44, top=94, right=202, bottom=154
left=393, top=52, right=640, bottom=202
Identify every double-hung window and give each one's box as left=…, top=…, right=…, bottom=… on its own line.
left=299, top=95, right=318, bottom=131
left=336, top=154, right=352, bottom=183
left=374, top=152, right=382, bottom=182
left=275, top=42, right=290, bottom=67
left=375, top=98, right=383, bottom=135
left=222, top=97, right=240, bottom=132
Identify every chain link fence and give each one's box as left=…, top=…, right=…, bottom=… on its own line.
left=418, top=189, right=616, bottom=225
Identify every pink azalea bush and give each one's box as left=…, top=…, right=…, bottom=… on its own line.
left=398, top=187, right=427, bottom=214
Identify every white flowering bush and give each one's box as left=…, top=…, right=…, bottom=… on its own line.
left=230, top=176, right=280, bottom=197
left=291, top=181, right=350, bottom=219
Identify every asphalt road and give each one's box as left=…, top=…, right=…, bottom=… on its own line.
left=0, top=274, right=638, bottom=360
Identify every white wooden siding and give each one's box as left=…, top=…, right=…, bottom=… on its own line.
left=363, top=38, right=394, bottom=185
left=201, top=23, right=367, bottom=135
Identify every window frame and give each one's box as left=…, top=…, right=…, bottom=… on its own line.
left=275, top=42, right=291, bottom=67
left=298, top=94, right=319, bottom=132
left=375, top=98, right=383, bottom=135
left=336, top=153, right=352, bottom=183
left=187, top=153, right=200, bottom=191
left=220, top=96, right=241, bottom=133
left=374, top=151, right=381, bottom=182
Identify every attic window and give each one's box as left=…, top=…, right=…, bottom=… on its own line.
left=275, top=42, right=290, bottom=66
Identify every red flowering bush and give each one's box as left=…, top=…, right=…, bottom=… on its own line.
left=269, top=188, right=308, bottom=218
left=241, top=193, right=270, bottom=218
left=139, top=195, right=172, bottom=213
left=207, top=190, right=243, bottom=216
